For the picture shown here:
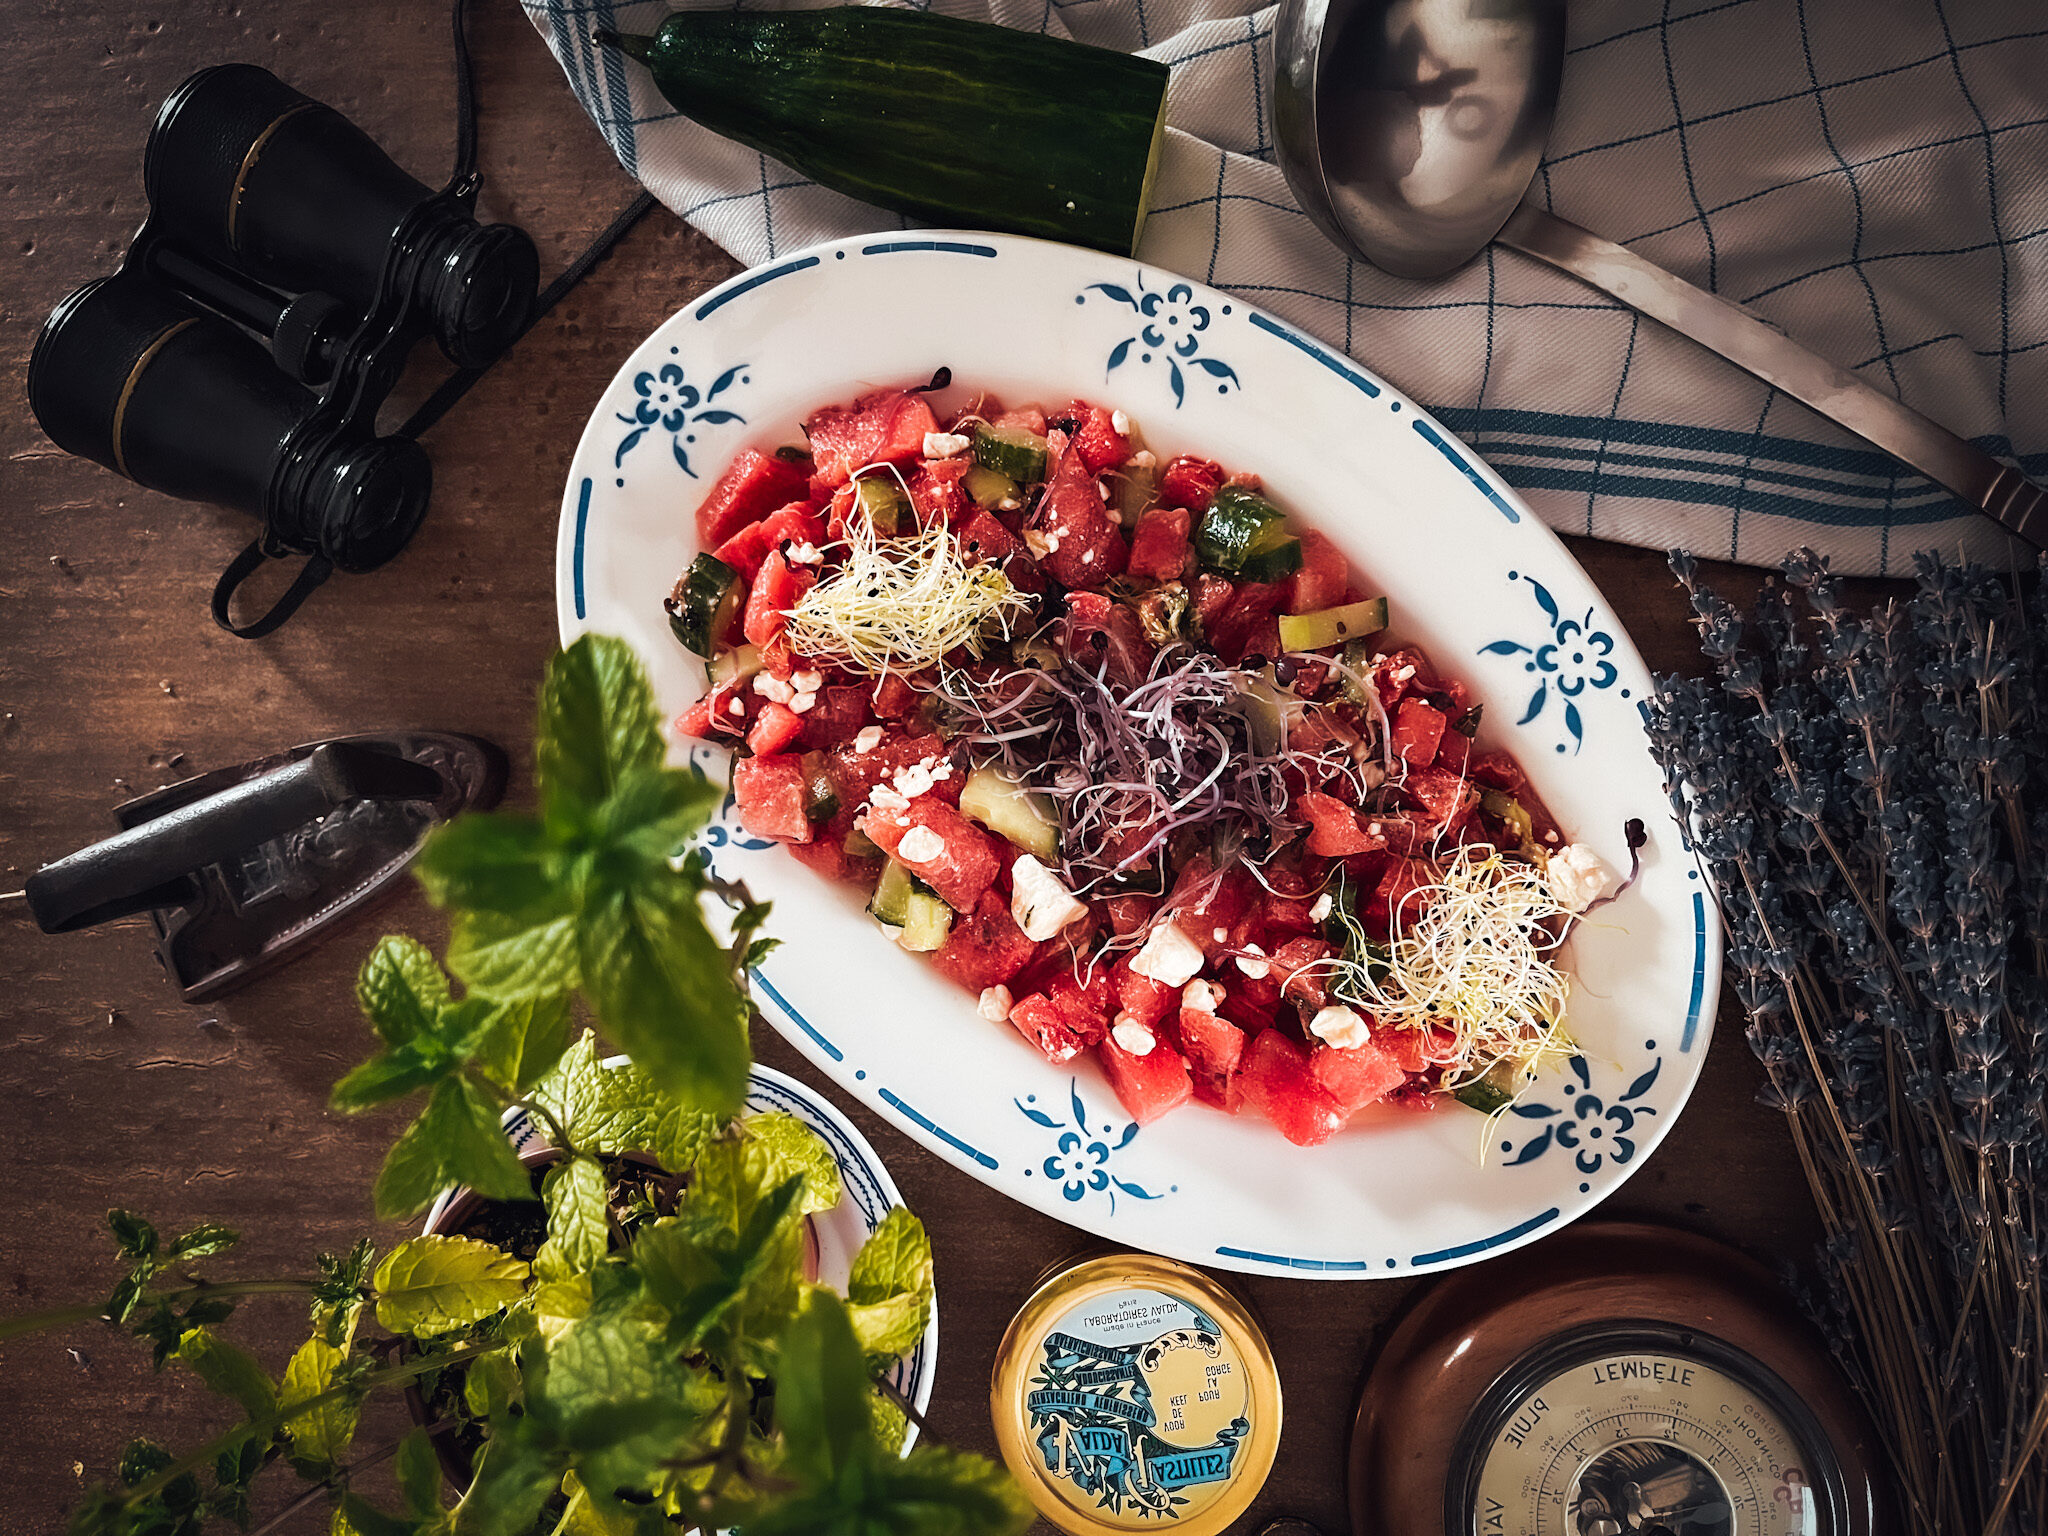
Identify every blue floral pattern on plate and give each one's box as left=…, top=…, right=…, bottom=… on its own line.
left=1498, top=1054, right=1662, bottom=1173
left=1018, top=1081, right=1167, bottom=1213
left=1077, top=273, right=1240, bottom=407
left=1478, top=574, right=1621, bottom=755
left=616, top=361, right=752, bottom=476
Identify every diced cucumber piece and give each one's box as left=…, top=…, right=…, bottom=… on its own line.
left=869, top=860, right=952, bottom=949
left=1454, top=1073, right=1518, bottom=1115
left=1012, top=635, right=1064, bottom=672
left=972, top=422, right=1049, bottom=483
left=709, top=642, right=763, bottom=690
left=665, top=553, right=742, bottom=656
left=958, top=765, right=1059, bottom=859
left=963, top=464, right=1021, bottom=510
left=800, top=752, right=840, bottom=824
left=854, top=474, right=909, bottom=534
left=1237, top=528, right=1303, bottom=584
left=896, top=888, right=954, bottom=951
left=1194, top=484, right=1298, bottom=581
left=1116, top=459, right=1156, bottom=524
left=844, top=825, right=883, bottom=860
left=1238, top=671, right=1289, bottom=757
left=1278, top=597, right=1389, bottom=653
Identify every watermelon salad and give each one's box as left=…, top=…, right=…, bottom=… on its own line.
left=669, top=381, right=1626, bottom=1147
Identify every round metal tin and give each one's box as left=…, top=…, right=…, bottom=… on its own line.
left=991, top=1252, right=1282, bottom=1536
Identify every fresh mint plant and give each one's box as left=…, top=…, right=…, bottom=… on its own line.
left=1, top=636, right=1031, bottom=1536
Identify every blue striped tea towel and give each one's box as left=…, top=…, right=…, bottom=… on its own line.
left=524, top=0, right=2046, bottom=575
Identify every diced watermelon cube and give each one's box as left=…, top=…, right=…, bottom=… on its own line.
left=695, top=449, right=813, bottom=548
left=1178, top=1009, right=1247, bottom=1112
left=909, top=456, right=972, bottom=522
left=1113, top=955, right=1180, bottom=1031
left=1393, top=700, right=1447, bottom=766
left=1032, top=430, right=1128, bottom=588
left=1284, top=529, right=1348, bottom=614
left=1312, top=1036, right=1407, bottom=1115
left=862, top=796, right=1002, bottom=912
left=870, top=673, right=921, bottom=720
left=1158, top=455, right=1225, bottom=511
left=714, top=503, right=825, bottom=582
left=731, top=754, right=812, bottom=845
left=1271, top=936, right=1336, bottom=1009
left=1068, top=402, right=1130, bottom=473
left=804, top=389, right=939, bottom=488
left=743, top=548, right=813, bottom=653
left=675, top=689, right=742, bottom=743
left=1259, top=889, right=1318, bottom=935
left=1378, top=1023, right=1452, bottom=1075
left=1405, top=766, right=1480, bottom=832
left=798, top=684, right=871, bottom=751
left=1097, top=1033, right=1193, bottom=1126
left=1008, top=993, right=1088, bottom=1064
left=1238, top=1030, right=1347, bottom=1146
left=1298, top=790, right=1379, bottom=856
left=1127, top=504, right=1192, bottom=581
left=1104, top=893, right=1158, bottom=937
left=957, top=510, right=1022, bottom=567
left=930, top=890, right=1038, bottom=993
left=1370, top=858, right=1438, bottom=933
left=746, top=701, right=805, bottom=757
left=1048, top=972, right=1114, bottom=1047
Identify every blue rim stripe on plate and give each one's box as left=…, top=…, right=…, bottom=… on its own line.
left=1683, top=891, right=1709, bottom=1052
left=752, top=968, right=843, bottom=1061
left=1410, top=1207, right=1560, bottom=1268
left=860, top=240, right=1000, bottom=258
left=1213, top=1248, right=1375, bottom=1272
left=878, top=1089, right=999, bottom=1170
left=1247, top=311, right=1380, bottom=398
left=1410, top=419, right=1523, bottom=524
left=572, top=476, right=592, bottom=620
left=694, top=256, right=822, bottom=320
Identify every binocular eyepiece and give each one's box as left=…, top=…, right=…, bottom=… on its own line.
left=28, top=64, right=540, bottom=630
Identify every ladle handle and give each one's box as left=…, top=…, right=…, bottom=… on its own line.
left=1496, top=201, right=2047, bottom=548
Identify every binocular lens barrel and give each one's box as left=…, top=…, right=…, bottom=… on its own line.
left=28, top=270, right=429, bottom=573
left=146, top=63, right=537, bottom=368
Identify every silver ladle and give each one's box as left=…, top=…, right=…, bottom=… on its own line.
left=1272, top=0, right=2046, bottom=546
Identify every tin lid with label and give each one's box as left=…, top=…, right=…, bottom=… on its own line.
left=991, top=1252, right=1283, bottom=1536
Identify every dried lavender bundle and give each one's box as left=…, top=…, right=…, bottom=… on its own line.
left=1646, top=549, right=2047, bottom=1536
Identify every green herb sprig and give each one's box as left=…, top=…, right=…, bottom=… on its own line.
left=4, top=636, right=1030, bottom=1536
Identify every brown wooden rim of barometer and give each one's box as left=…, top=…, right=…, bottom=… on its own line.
left=1346, top=1220, right=1896, bottom=1536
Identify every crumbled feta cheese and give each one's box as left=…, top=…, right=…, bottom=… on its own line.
left=853, top=726, right=885, bottom=754
left=922, top=430, right=971, bottom=458
left=1395, top=664, right=1416, bottom=682
left=786, top=541, right=823, bottom=566
left=1182, top=979, right=1226, bottom=1014
left=1366, top=821, right=1384, bottom=837
left=868, top=784, right=910, bottom=814
left=727, top=695, right=746, bottom=717
left=1012, top=855, right=1087, bottom=941
left=790, top=693, right=816, bottom=714
left=891, top=756, right=950, bottom=799
left=897, top=826, right=947, bottom=863
left=978, top=985, right=1013, bottom=1023
left=1131, top=922, right=1205, bottom=987
left=752, top=672, right=794, bottom=704
left=1126, top=449, right=1156, bottom=469
left=997, top=495, right=1022, bottom=511
left=1309, top=1004, right=1372, bottom=1050
left=1082, top=549, right=1096, bottom=564
left=1234, top=942, right=1270, bottom=980
left=1111, top=1017, right=1157, bottom=1056
left=1111, top=409, right=1131, bottom=435
left=1548, top=843, right=1613, bottom=912
left=1097, top=481, right=1112, bottom=503
left=1308, top=893, right=1334, bottom=923
left=790, top=669, right=824, bottom=693
left=1023, top=529, right=1061, bottom=558
left=1213, top=927, right=1228, bottom=943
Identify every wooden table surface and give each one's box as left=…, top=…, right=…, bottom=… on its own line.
left=0, top=5, right=1876, bottom=1532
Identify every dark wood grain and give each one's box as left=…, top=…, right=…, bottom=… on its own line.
left=0, top=6, right=1876, bottom=1533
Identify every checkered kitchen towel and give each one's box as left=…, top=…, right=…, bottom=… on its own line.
left=525, top=0, right=2047, bottom=574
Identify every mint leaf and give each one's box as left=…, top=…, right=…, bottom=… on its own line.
left=108, top=1208, right=158, bottom=1262
left=531, top=1036, right=716, bottom=1168
left=356, top=936, right=451, bottom=1048
left=849, top=1208, right=933, bottom=1310
left=591, top=765, right=724, bottom=866
left=372, top=1236, right=529, bottom=1336
left=870, top=1443, right=1035, bottom=1535
left=329, top=1034, right=463, bottom=1112
left=632, top=1174, right=804, bottom=1347
left=539, top=1155, right=611, bottom=1277
left=462, top=1349, right=521, bottom=1421
left=471, top=992, right=575, bottom=1095
left=537, top=634, right=666, bottom=835
left=775, top=1290, right=875, bottom=1490
left=394, top=1427, right=442, bottom=1518
left=848, top=1290, right=926, bottom=1367
left=372, top=1078, right=531, bottom=1219
left=747, top=1112, right=844, bottom=1217
left=414, top=811, right=557, bottom=916
left=174, top=1327, right=275, bottom=1419
left=576, top=874, right=748, bottom=1117
left=457, top=1419, right=563, bottom=1536
left=448, top=900, right=581, bottom=1002
left=279, top=1334, right=358, bottom=1470
left=334, top=1492, right=424, bottom=1536
left=165, top=1223, right=238, bottom=1262
left=557, top=1470, right=673, bottom=1536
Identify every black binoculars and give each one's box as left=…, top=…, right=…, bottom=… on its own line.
left=29, top=63, right=540, bottom=635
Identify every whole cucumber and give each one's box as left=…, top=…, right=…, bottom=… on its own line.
left=598, top=9, right=1170, bottom=256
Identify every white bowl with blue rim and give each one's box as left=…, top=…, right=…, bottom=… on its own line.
left=426, top=1062, right=936, bottom=1438
left=556, top=231, right=1722, bottom=1280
